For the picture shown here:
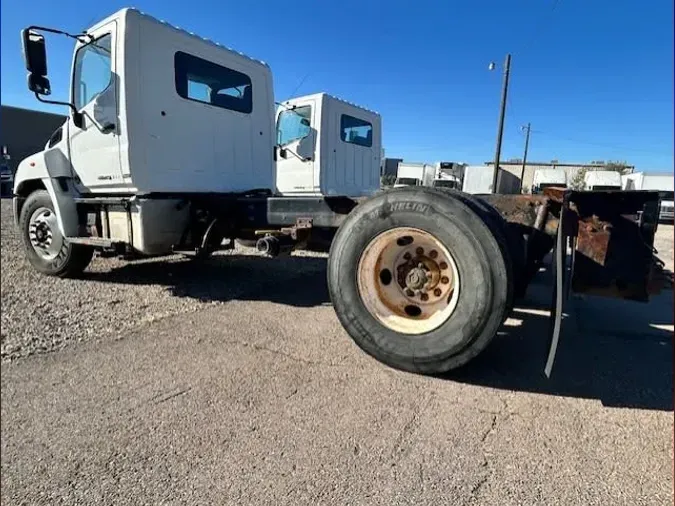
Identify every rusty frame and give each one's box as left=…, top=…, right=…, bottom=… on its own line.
left=483, top=188, right=666, bottom=303
left=482, top=188, right=666, bottom=376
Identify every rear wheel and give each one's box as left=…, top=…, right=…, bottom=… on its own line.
left=328, top=187, right=510, bottom=374
left=19, top=190, right=93, bottom=277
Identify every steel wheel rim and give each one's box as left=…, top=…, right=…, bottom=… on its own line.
left=357, top=227, right=461, bottom=335
left=28, top=207, right=63, bottom=261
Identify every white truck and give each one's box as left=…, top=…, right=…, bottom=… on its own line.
left=12, top=8, right=664, bottom=377
left=622, top=172, right=674, bottom=222
left=431, top=172, right=460, bottom=190
left=275, top=93, right=381, bottom=197
left=394, top=163, right=435, bottom=188
left=531, top=168, right=566, bottom=194
left=583, top=170, right=622, bottom=191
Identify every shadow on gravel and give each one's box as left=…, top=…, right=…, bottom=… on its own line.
left=87, top=254, right=673, bottom=411
left=85, top=254, right=331, bottom=307
left=447, top=275, right=674, bottom=412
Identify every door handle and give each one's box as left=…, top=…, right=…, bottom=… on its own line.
left=101, top=123, right=116, bottom=133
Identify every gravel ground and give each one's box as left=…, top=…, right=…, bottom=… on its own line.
left=0, top=198, right=327, bottom=361
left=2, top=198, right=673, bottom=361
left=1, top=197, right=672, bottom=505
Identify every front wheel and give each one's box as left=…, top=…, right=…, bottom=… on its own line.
left=327, top=187, right=511, bottom=375
left=19, top=190, right=93, bottom=277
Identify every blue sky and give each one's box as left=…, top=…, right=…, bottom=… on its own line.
left=1, top=0, right=673, bottom=170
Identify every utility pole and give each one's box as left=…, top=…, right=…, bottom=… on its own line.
left=491, top=53, right=511, bottom=194
left=519, top=123, right=531, bottom=193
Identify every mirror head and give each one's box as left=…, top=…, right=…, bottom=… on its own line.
left=21, top=29, right=51, bottom=95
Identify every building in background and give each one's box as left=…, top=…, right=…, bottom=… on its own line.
left=485, top=159, right=635, bottom=193
left=0, top=105, right=66, bottom=174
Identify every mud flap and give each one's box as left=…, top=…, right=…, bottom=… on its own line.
left=544, top=207, right=569, bottom=378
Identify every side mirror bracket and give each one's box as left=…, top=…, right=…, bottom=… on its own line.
left=22, top=27, right=86, bottom=128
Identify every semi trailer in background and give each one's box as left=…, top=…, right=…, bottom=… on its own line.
left=462, top=165, right=520, bottom=194
left=394, top=162, right=435, bottom=187
left=532, top=168, right=567, bottom=194
left=584, top=170, right=622, bottom=191
left=623, top=172, right=674, bottom=222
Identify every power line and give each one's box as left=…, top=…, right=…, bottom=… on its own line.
left=288, top=73, right=311, bottom=99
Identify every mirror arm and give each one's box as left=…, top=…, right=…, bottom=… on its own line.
left=35, top=93, right=83, bottom=128
left=26, top=25, right=91, bottom=43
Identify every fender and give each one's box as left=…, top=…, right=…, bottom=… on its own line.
left=13, top=143, right=79, bottom=238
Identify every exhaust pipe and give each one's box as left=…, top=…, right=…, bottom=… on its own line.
left=256, top=236, right=280, bottom=256
left=256, top=235, right=294, bottom=257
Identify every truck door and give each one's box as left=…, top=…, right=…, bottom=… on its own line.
left=68, top=21, right=123, bottom=192
left=275, top=103, right=316, bottom=194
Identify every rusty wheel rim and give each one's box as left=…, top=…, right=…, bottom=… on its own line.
left=357, top=227, right=460, bottom=334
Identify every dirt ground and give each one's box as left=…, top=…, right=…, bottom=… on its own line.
left=1, top=201, right=673, bottom=505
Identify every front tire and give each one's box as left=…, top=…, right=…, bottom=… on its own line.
left=19, top=190, right=93, bottom=278
left=327, top=187, right=510, bottom=375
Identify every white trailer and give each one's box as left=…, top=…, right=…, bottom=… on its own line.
left=583, top=170, right=622, bottom=191
left=394, top=162, right=435, bottom=187
left=11, top=8, right=664, bottom=378
left=622, top=172, right=674, bottom=222
left=462, top=166, right=519, bottom=194
left=532, top=168, right=567, bottom=194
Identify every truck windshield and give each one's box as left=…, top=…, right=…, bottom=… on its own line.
left=396, top=178, right=419, bottom=186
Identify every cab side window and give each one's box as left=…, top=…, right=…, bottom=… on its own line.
left=340, top=114, right=372, bottom=147
left=73, top=34, right=113, bottom=111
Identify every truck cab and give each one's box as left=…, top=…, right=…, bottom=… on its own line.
left=274, top=93, right=381, bottom=197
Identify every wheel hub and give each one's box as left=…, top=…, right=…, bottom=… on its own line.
left=357, top=227, right=461, bottom=335
left=405, top=265, right=428, bottom=290
left=28, top=208, right=63, bottom=261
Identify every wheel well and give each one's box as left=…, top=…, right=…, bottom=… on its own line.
left=14, top=180, right=47, bottom=218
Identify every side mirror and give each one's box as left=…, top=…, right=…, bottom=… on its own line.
left=21, top=29, right=51, bottom=95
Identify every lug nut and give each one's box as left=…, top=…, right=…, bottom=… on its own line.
left=434, top=288, right=442, bottom=297
left=403, top=252, right=412, bottom=260
left=416, top=247, right=424, bottom=255
left=420, top=293, right=429, bottom=301
left=439, top=262, right=448, bottom=270
left=405, top=289, right=415, bottom=297
left=429, top=250, right=438, bottom=259
left=441, top=276, right=449, bottom=284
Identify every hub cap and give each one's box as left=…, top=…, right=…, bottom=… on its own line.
left=357, top=227, right=460, bottom=334
left=28, top=207, right=64, bottom=261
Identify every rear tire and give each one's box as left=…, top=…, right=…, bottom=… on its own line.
left=328, top=187, right=510, bottom=374
left=19, top=190, right=93, bottom=278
